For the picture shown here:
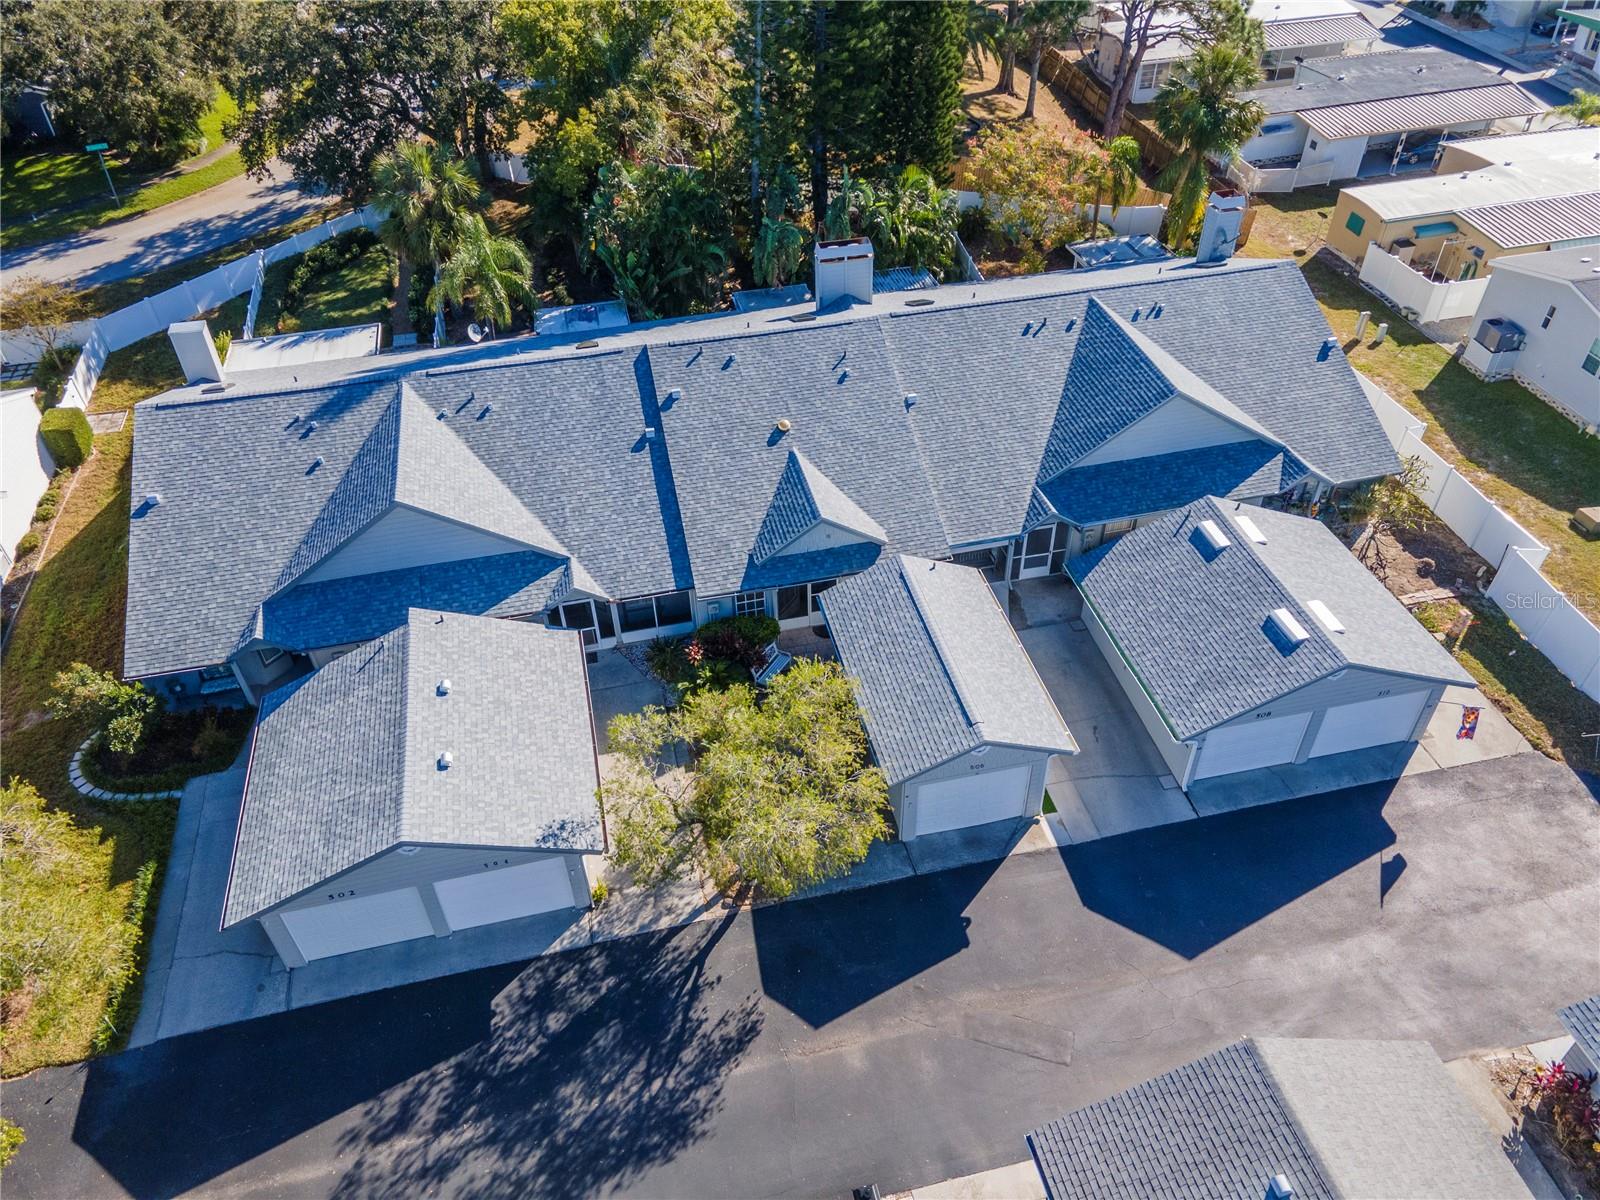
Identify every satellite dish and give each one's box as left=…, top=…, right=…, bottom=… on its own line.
left=466, top=323, right=486, bottom=343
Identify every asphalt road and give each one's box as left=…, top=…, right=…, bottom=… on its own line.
left=0, top=162, right=329, bottom=291
left=7, top=754, right=1597, bottom=1200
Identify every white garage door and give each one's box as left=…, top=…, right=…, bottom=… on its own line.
left=1193, top=712, right=1312, bottom=780
left=280, top=887, right=433, bottom=962
left=912, top=763, right=1032, bottom=838
left=433, top=858, right=577, bottom=931
left=1310, top=691, right=1429, bottom=758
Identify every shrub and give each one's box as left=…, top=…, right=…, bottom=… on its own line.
left=47, top=663, right=161, bottom=755
left=0, top=1117, right=22, bottom=1168
left=407, top=261, right=437, bottom=334
left=31, top=495, right=57, bottom=525
left=30, top=343, right=80, bottom=409
left=281, top=228, right=381, bottom=315
left=38, top=407, right=92, bottom=468
left=14, top=530, right=41, bottom=560
left=590, top=880, right=609, bottom=908
left=698, top=614, right=780, bottom=652
left=213, top=329, right=232, bottom=361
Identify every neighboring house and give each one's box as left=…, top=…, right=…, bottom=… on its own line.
left=1557, top=994, right=1600, bottom=1094
left=1231, top=49, right=1544, bottom=190
left=1554, top=7, right=1600, bottom=78
left=1069, top=497, right=1472, bottom=788
left=1461, top=244, right=1600, bottom=429
left=1326, top=126, right=1600, bottom=277
left=0, top=387, right=54, bottom=573
left=1026, top=1037, right=1534, bottom=1199
left=1087, top=0, right=1379, bottom=104
left=222, top=609, right=601, bottom=967
left=820, top=555, right=1078, bottom=842
left=123, top=219, right=1398, bottom=733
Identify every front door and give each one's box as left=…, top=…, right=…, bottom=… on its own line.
left=547, top=598, right=616, bottom=662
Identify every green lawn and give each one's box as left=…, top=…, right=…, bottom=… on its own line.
left=1415, top=599, right=1600, bottom=773
left=1244, top=197, right=1600, bottom=625
left=0, top=89, right=247, bottom=252
left=282, top=244, right=394, bottom=338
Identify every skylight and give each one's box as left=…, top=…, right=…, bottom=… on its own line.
left=1231, top=512, right=1267, bottom=544
left=1269, top=607, right=1310, bottom=645
left=1197, top=519, right=1232, bottom=551
left=1305, top=599, right=1345, bottom=633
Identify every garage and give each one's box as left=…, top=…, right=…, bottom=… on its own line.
left=820, top=556, right=1078, bottom=843
left=279, top=887, right=434, bottom=962
left=1309, top=691, right=1428, bottom=758
left=1193, top=712, right=1312, bottom=780
left=434, top=858, right=578, bottom=931
left=912, top=764, right=1033, bottom=837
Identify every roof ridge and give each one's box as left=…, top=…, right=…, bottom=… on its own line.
left=1242, top=1038, right=1342, bottom=1199
left=897, top=556, right=986, bottom=739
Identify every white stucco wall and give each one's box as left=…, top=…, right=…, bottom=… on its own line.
left=0, top=389, right=55, bottom=569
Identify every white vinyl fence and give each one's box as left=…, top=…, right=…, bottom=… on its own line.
left=1226, top=157, right=1336, bottom=194
left=1362, top=378, right=1600, bottom=700
left=955, top=190, right=1168, bottom=239
left=1357, top=243, right=1490, bottom=326
left=22, top=207, right=381, bottom=411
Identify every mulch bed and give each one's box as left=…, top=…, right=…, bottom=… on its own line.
left=83, top=704, right=254, bottom=793
left=1488, top=1053, right=1600, bottom=1199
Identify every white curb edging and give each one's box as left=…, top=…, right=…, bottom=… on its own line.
left=68, top=737, right=183, bottom=802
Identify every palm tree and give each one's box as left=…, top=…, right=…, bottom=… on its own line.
left=1151, top=43, right=1265, bottom=250
left=1020, top=0, right=1091, bottom=119
left=865, top=166, right=961, bottom=278
left=369, top=141, right=484, bottom=336
left=1557, top=88, right=1600, bottom=126
left=965, top=1, right=1003, bottom=72
left=1087, top=135, right=1142, bottom=234
left=429, top=213, right=537, bottom=336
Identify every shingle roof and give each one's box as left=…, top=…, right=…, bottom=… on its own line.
left=821, top=555, right=1076, bottom=784
left=1069, top=497, right=1470, bottom=738
left=751, top=450, right=888, bottom=564
left=1028, top=1039, right=1533, bottom=1200
left=1559, top=994, right=1600, bottom=1067
left=1039, top=442, right=1307, bottom=528
left=1027, top=1040, right=1335, bottom=1200
left=222, top=610, right=601, bottom=925
left=127, top=256, right=1397, bottom=676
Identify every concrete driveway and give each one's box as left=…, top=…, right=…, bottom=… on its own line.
left=8, top=753, right=1596, bottom=1200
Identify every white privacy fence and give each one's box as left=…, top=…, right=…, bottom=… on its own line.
left=955, top=190, right=1168, bottom=239
left=1363, top=378, right=1600, bottom=700
left=1226, top=157, right=1336, bottom=194
left=32, top=207, right=381, bottom=410
left=1357, top=243, right=1490, bottom=326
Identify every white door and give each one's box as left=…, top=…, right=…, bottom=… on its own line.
left=1309, top=691, right=1429, bottom=758
left=279, top=887, right=433, bottom=962
left=1192, top=712, right=1312, bottom=780
left=912, top=762, right=1032, bottom=837
left=433, top=858, right=577, bottom=931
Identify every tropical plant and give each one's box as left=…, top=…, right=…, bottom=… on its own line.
left=752, top=167, right=808, bottom=288
left=965, top=120, right=1096, bottom=262
left=1557, top=88, right=1600, bottom=127
left=430, top=213, right=538, bottom=334
left=964, top=0, right=1004, bottom=70
left=601, top=658, right=889, bottom=899
left=864, top=166, right=962, bottom=277
left=583, top=162, right=733, bottom=320
left=369, top=141, right=484, bottom=336
left=1086, top=135, right=1143, bottom=233
left=1019, top=0, right=1092, bottom=119
left=1151, top=42, right=1265, bottom=249
left=46, top=663, right=160, bottom=756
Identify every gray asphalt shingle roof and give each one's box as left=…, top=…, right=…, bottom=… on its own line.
left=127, top=255, right=1397, bottom=677
left=751, top=450, right=888, bottom=564
left=1027, top=1040, right=1335, bottom=1200
left=1028, top=1038, right=1533, bottom=1200
left=1559, top=994, right=1600, bottom=1067
left=222, top=609, right=602, bottom=925
left=1070, top=497, right=1470, bottom=738
left=1040, top=443, right=1306, bottom=527
left=821, top=555, right=1076, bottom=784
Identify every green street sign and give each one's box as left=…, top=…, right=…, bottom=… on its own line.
left=85, top=142, right=109, bottom=152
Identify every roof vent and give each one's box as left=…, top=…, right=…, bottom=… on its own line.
left=1268, top=1175, right=1295, bottom=1200
left=437, top=678, right=452, bottom=696
left=437, top=750, right=453, bottom=770
left=904, top=392, right=919, bottom=410
left=1232, top=512, right=1267, bottom=543
left=776, top=417, right=793, bottom=433
left=310, top=455, right=324, bottom=470
left=1197, top=519, right=1232, bottom=552
left=665, top=388, right=682, bottom=404
left=905, top=297, right=935, bottom=307
left=1306, top=599, right=1345, bottom=633
left=643, top=427, right=658, bottom=441
left=144, top=492, right=162, bottom=509
left=1269, top=607, right=1310, bottom=645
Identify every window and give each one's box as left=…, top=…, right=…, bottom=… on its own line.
left=734, top=590, right=768, bottom=617
left=655, top=590, right=692, bottom=626
left=1307, top=139, right=1318, bottom=151
left=1138, top=61, right=1160, bottom=90
left=1542, top=305, right=1557, bottom=329
left=257, top=647, right=284, bottom=668
left=776, top=584, right=809, bottom=621
left=617, top=590, right=694, bottom=634
left=1344, top=211, right=1366, bottom=236
left=1583, top=338, right=1600, bottom=377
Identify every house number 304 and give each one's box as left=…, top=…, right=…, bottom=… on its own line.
left=482, top=858, right=512, bottom=869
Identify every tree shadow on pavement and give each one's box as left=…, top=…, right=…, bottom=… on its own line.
left=66, top=913, right=758, bottom=1199
left=329, top=908, right=761, bottom=1198
left=1061, top=783, right=1398, bottom=959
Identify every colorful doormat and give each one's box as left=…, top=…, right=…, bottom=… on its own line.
left=1457, top=706, right=1481, bottom=740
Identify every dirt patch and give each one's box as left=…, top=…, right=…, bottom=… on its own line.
left=957, top=53, right=1100, bottom=184
left=1339, top=516, right=1494, bottom=603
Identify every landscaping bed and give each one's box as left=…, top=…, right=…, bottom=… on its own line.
left=1487, top=1053, right=1600, bottom=1199
left=644, top=615, right=780, bottom=694
left=79, top=704, right=254, bottom=795
left=963, top=226, right=1076, bottom=278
